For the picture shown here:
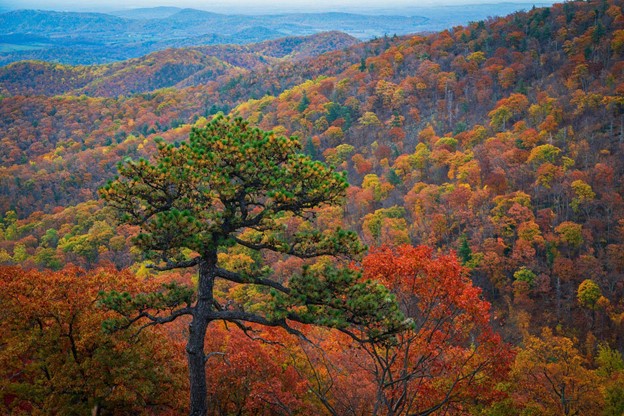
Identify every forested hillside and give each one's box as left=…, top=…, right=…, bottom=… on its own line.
left=3, top=0, right=624, bottom=414
left=0, top=31, right=359, bottom=97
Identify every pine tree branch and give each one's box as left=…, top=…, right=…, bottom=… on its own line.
left=214, top=266, right=291, bottom=294
left=232, top=236, right=352, bottom=259
left=209, top=310, right=309, bottom=341
left=146, top=257, right=200, bottom=271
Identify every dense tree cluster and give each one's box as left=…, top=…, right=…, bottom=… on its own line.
left=3, top=0, right=624, bottom=414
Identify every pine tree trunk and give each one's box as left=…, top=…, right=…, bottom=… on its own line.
left=188, top=254, right=216, bottom=416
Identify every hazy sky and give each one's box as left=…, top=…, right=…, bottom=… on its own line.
left=1, top=0, right=555, bottom=14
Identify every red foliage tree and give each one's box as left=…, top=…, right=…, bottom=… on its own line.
left=355, top=245, right=513, bottom=415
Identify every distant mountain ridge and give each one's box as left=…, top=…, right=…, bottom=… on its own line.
left=109, top=6, right=182, bottom=20
left=0, top=31, right=360, bottom=97
left=0, top=4, right=556, bottom=66
left=0, top=8, right=427, bottom=66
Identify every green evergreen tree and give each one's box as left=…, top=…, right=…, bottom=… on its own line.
left=387, top=169, right=402, bottom=186
left=297, top=90, right=310, bottom=112
left=99, top=115, right=404, bottom=416
left=458, top=234, right=472, bottom=265
left=359, top=57, right=367, bottom=72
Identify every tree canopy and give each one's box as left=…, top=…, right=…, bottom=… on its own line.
left=99, top=115, right=404, bottom=415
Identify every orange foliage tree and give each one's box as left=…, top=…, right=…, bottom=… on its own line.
left=0, top=266, right=186, bottom=415
left=509, top=328, right=602, bottom=415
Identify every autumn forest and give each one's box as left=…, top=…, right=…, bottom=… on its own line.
left=2, top=0, right=624, bottom=414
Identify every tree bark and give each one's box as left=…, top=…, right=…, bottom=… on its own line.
left=188, top=252, right=216, bottom=416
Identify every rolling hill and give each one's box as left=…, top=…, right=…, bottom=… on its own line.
left=2, top=1, right=624, bottom=412
left=0, top=8, right=427, bottom=65
left=0, top=31, right=359, bottom=97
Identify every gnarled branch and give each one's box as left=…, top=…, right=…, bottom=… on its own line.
left=215, top=266, right=291, bottom=295
left=146, top=257, right=200, bottom=271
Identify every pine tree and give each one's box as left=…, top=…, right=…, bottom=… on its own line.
left=99, top=115, right=404, bottom=416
